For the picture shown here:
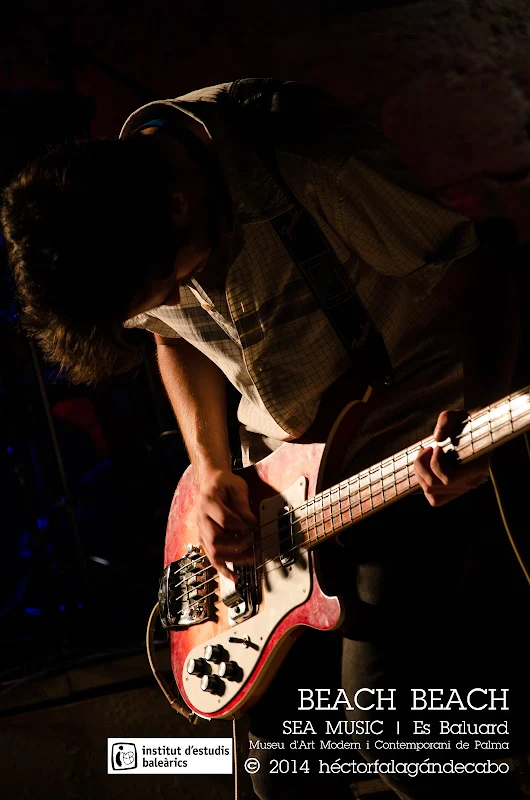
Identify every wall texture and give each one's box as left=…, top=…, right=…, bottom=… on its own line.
left=3, top=1, right=530, bottom=236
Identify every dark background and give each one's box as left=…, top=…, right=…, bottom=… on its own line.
left=1, top=2, right=530, bottom=798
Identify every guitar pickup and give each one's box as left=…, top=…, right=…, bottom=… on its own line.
left=219, top=565, right=258, bottom=626
left=278, top=504, right=295, bottom=566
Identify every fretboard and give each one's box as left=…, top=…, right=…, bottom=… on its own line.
left=296, top=386, right=530, bottom=549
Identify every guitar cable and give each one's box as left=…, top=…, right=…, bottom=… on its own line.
left=146, top=603, right=242, bottom=799
left=489, top=465, right=530, bottom=588
left=146, top=602, right=198, bottom=724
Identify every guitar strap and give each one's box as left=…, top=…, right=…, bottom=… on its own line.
left=228, top=78, right=394, bottom=390
left=269, top=196, right=394, bottom=390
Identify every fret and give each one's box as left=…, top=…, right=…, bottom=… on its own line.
left=321, top=491, right=331, bottom=523
left=457, top=412, right=490, bottom=460
left=508, top=397, right=515, bottom=435
left=368, top=473, right=375, bottom=512
left=385, top=455, right=399, bottom=501
left=381, top=458, right=395, bottom=479
left=298, top=503, right=309, bottom=548
left=487, top=405, right=493, bottom=451
left=455, top=430, right=474, bottom=461
left=370, top=468, right=384, bottom=510
left=293, top=502, right=306, bottom=548
left=311, top=496, right=320, bottom=543
left=510, top=394, right=530, bottom=433
left=350, top=478, right=363, bottom=522
left=469, top=409, right=491, bottom=435
left=330, top=486, right=339, bottom=534
left=406, top=460, right=413, bottom=491
left=396, top=456, right=410, bottom=494
left=510, top=390, right=530, bottom=429
left=311, top=499, right=320, bottom=545
left=392, top=451, right=406, bottom=482
left=358, top=471, right=371, bottom=494
left=509, top=400, right=512, bottom=433
left=323, top=494, right=331, bottom=534
left=339, top=481, right=352, bottom=527
left=322, top=492, right=334, bottom=535
left=314, top=493, right=325, bottom=540
left=349, top=480, right=359, bottom=525
left=350, top=476, right=364, bottom=520
left=363, top=473, right=372, bottom=514
left=383, top=468, right=393, bottom=502
left=490, top=403, right=515, bottom=443
left=382, top=471, right=396, bottom=493
left=366, top=464, right=381, bottom=512
left=361, top=483, right=373, bottom=513
left=304, top=498, right=316, bottom=545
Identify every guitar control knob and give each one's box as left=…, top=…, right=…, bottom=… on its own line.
left=186, top=657, right=207, bottom=677
left=204, top=644, right=226, bottom=664
left=218, top=660, right=241, bottom=681
left=201, top=674, right=225, bottom=695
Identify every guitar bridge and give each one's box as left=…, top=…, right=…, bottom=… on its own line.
left=158, top=545, right=214, bottom=628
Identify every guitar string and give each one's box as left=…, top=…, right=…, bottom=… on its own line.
left=166, top=397, right=527, bottom=594
left=165, top=398, right=529, bottom=601
left=170, top=398, right=527, bottom=611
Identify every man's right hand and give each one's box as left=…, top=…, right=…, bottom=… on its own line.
left=196, top=469, right=258, bottom=581
left=155, top=339, right=257, bottom=581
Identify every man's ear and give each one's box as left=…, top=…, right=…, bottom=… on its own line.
left=169, top=191, right=189, bottom=228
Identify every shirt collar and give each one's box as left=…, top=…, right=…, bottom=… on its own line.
left=119, top=85, right=294, bottom=225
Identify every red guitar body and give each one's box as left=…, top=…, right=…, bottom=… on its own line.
left=162, top=385, right=373, bottom=720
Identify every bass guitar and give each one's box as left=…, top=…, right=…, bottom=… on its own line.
left=157, top=383, right=530, bottom=720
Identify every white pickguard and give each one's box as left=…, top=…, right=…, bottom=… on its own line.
left=182, top=476, right=310, bottom=715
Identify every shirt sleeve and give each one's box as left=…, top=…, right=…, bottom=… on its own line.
left=277, top=132, right=478, bottom=281
left=331, top=154, right=479, bottom=278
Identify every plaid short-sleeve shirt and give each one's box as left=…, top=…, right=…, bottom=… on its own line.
left=122, top=81, right=479, bottom=468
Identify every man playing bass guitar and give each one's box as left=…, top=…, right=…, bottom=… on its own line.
left=2, top=79, right=528, bottom=799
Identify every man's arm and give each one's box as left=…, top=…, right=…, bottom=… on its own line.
left=155, top=334, right=256, bottom=579
left=156, top=333, right=232, bottom=477
left=414, top=247, right=520, bottom=505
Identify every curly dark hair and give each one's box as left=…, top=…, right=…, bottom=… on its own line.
left=0, top=135, right=188, bottom=383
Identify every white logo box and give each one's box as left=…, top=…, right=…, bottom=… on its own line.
left=108, top=737, right=233, bottom=774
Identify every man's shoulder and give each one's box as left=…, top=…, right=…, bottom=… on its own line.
left=226, top=78, right=343, bottom=113
left=226, top=78, right=378, bottom=175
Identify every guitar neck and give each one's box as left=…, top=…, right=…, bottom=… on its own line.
left=297, top=386, right=530, bottom=549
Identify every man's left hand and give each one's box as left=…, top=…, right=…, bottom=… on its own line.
left=414, top=409, right=489, bottom=507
